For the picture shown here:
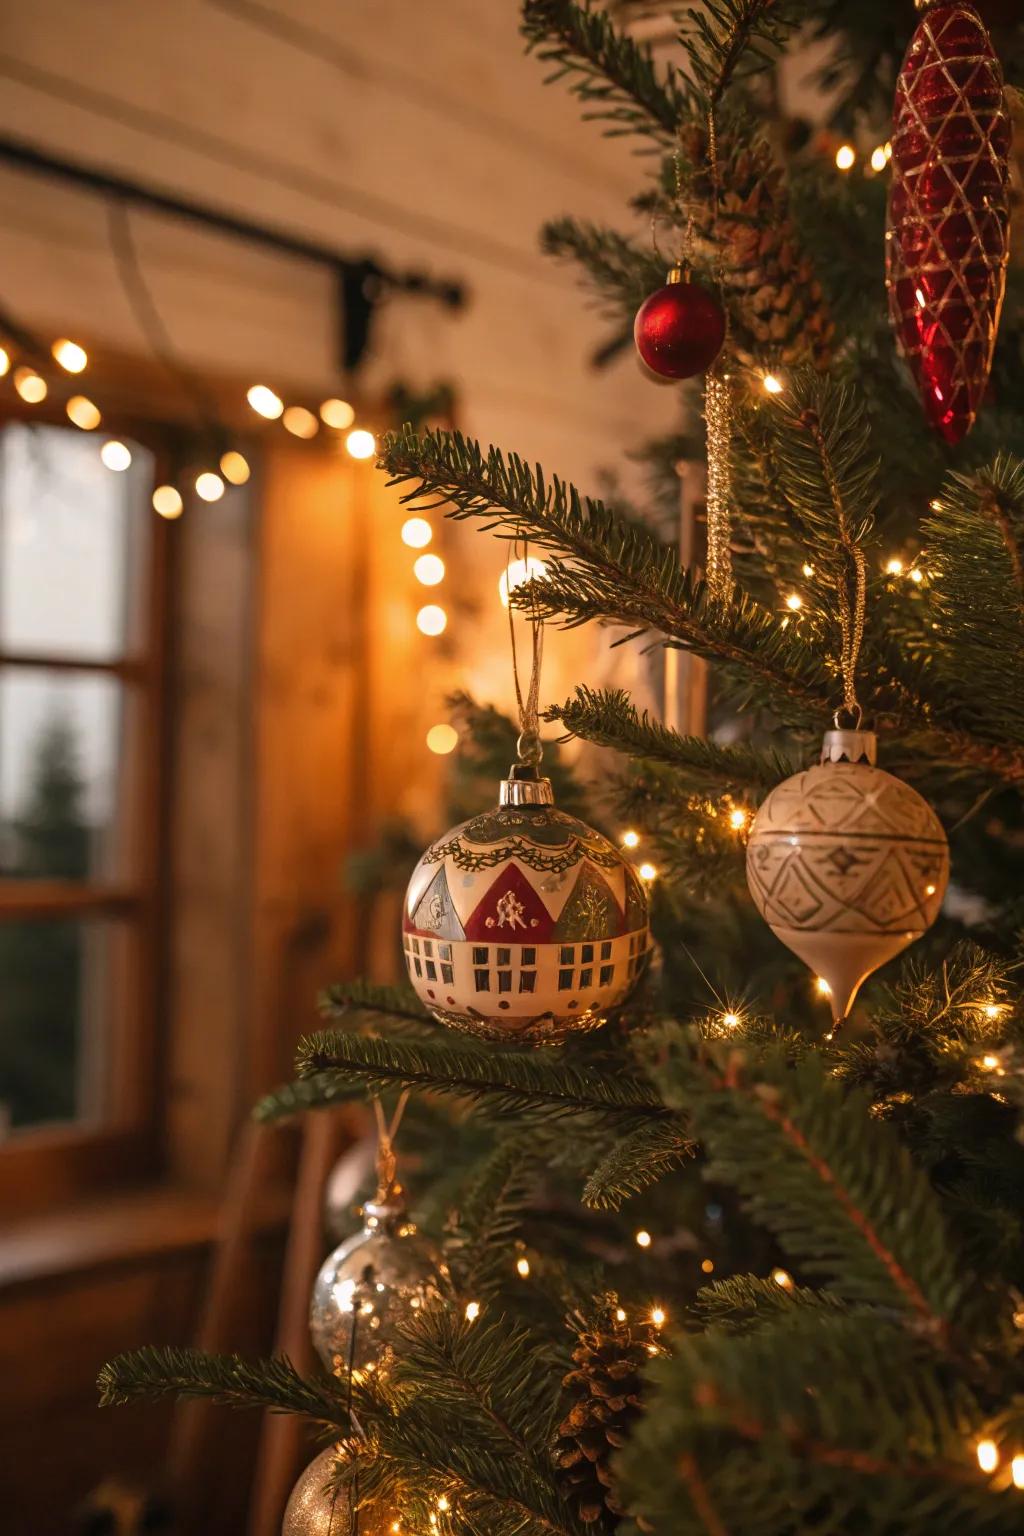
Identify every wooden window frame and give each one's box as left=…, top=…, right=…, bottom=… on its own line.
left=0, top=402, right=172, bottom=1217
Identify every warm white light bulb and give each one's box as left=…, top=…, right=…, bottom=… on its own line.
left=414, top=553, right=446, bottom=586
left=52, top=338, right=88, bottom=373
left=516, top=1256, right=530, bottom=1277
left=13, top=367, right=47, bottom=404
left=762, top=372, right=783, bottom=395
left=220, top=450, right=251, bottom=485
left=650, top=1307, right=666, bottom=1328
left=802, top=562, right=814, bottom=577
left=246, top=384, right=284, bottom=420
left=886, top=557, right=904, bottom=575
left=1012, top=1455, right=1024, bottom=1490
left=499, top=556, right=548, bottom=606
left=635, top=1230, right=652, bottom=1249
left=977, top=1440, right=999, bottom=1474
left=464, top=1301, right=480, bottom=1322
left=402, top=517, right=432, bottom=549
left=195, top=471, right=225, bottom=502
left=100, top=439, right=132, bottom=472
left=622, top=830, right=640, bottom=849
left=283, top=405, right=319, bottom=439
left=417, top=604, right=447, bottom=637
left=835, top=144, right=856, bottom=171
left=152, top=484, right=184, bottom=519
left=426, top=723, right=458, bottom=755
left=729, top=808, right=748, bottom=830
left=870, top=145, right=888, bottom=173
left=815, top=976, right=832, bottom=997
left=772, top=1268, right=793, bottom=1290
left=785, top=593, right=803, bottom=611
left=909, top=567, right=923, bottom=584
left=638, top=862, right=657, bottom=883
left=319, top=397, right=355, bottom=430
left=722, top=1012, right=740, bottom=1028
left=346, top=427, right=376, bottom=459
left=66, top=395, right=101, bottom=430
left=0, top=346, right=9, bottom=376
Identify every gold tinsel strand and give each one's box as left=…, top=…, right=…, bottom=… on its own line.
left=704, top=361, right=732, bottom=603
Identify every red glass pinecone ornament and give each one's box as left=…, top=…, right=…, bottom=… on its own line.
left=886, top=1, right=1012, bottom=445
left=553, top=1301, right=662, bottom=1531
left=634, top=266, right=726, bottom=380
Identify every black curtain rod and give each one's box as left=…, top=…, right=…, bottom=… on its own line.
left=0, top=135, right=467, bottom=310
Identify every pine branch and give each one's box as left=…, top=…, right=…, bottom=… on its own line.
left=581, top=1117, right=697, bottom=1210
left=679, top=0, right=798, bottom=110
left=254, top=1070, right=362, bottom=1124
left=97, top=1347, right=348, bottom=1432
left=521, top=0, right=690, bottom=143
left=547, top=685, right=797, bottom=794
left=446, top=1132, right=547, bottom=1295
left=295, top=1030, right=669, bottom=1125
left=319, top=977, right=431, bottom=1025
left=540, top=216, right=666, bottom=318
left=691, top=1273, right=849, bottom=1332
left=649, top=1032, right=968, bottom=1329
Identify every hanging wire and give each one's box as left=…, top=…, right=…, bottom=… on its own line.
left=506, top=537, right=545, bottom=768
left=703, top=108, right=733, bottom=603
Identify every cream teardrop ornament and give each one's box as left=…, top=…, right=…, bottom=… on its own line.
left=745, top=729, right=949, bottom=1026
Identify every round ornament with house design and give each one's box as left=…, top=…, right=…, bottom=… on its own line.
left=402, top=766, right=650, bottom=1044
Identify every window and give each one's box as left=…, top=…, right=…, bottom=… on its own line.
left=581, top=943, right=594, bottom=963
left=559, top=944, right=574, bottom=964
left=496, top=947, right=510, bottom=964
left=519, top=971, right=536, bottom=993
left=441, top=963, right=454, bottom=984
left=599, top=964, right=614, bottom=985
left=558, top=968, right=573, bottom=990
left=411, top=937, right=421, bottom=954
left=438, top=943, right=451, bottom=961
left=521, top=946, right=535, bottom=965
left=498, top=970, right=512, bottom=992
left=474, top=969, right=490, bottom=992
left=600, top=940, right=612, bottom=960
left=425, top=961, right=437, bottom=981
left=0, top=421, right=167, bottom=1195
left=473, top=946, right=488, bottom=964
left=413, top=957, right=423, bottom=977
left=423, top=939, right=433, bottom=957
left=579, top=967, right=593, bottom=988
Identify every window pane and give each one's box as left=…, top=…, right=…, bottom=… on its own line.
left=0, top=917, right=126, bottom=1134
left=0, top=423, right=152, bottom=660
left=0, top=668, right=132, bottom=881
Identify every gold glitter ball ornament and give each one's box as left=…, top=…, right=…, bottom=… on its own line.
left=402, top=765, right=650, bottom=1045
left=745, top=729, right=949, bottom=1024
left=309, top=1187, right=448, bottom=1381
left=282, top=1447, right=397, bottom=1536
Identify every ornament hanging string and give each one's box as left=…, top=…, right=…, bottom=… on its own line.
left=800, top=407, right=867, bottom=726
left=372, top=1089, right=410, bottom=1202
left=704, top=109, right=733, bottom=604
left=506, top=537, right=545, bottom=768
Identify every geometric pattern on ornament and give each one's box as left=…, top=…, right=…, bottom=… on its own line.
left=407, top=864, right=466, bottom=940
left=462, top=859, right=557, bottom=942
left=887, top=3, right=1010, bottom=441
left=765, top=767, right=946, bottom=841
left=551, top=861, right=625, bottom=943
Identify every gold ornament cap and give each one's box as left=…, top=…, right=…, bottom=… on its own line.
left=499, top=762, right=554, bottom=806
left=821, top=728, right=877, bottom=766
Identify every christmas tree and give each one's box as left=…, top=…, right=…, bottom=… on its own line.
left=99, top=4, right=1024, bottom=1532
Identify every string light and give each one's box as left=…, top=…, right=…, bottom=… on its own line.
left=0, top=346, right=8, bottom=376
left=635, top=1229, right=652, bottom=1249
left=52, top=338, right=88, bottom=373
left=638, top=862, right=657, bottom=883
left=100, top=439, right=132, bottom=472
left=729, top=808, right=748, bottom=831
left=886, top=557, right=904, bottom=575
left=13, top=367, right=46, bottom=403
left=983, top=1003, right=1002, bottom=1020
left=785, top=593, right=803, bottom=611
left=417, top=604, right=447, bottom=637
left=195, top=471, right=225, bottom=502
left=66, top=395, right=101, bottom=430
left=246, top=384, right=284, bottom=419
left=220, top=450, right=251, bottom=485
left=762, top=372, right=783, bottom=394
left=1012, top=1455, right=1024, bottom=1490
left=909, top=567, right=923, bottom=584
left=870, top=145, right=888, bottom=173
left=815, top=977, right=832, bottom=998
left=980, top=1054, right=1000, bottom=1072
left=650, top=1307, right=666, bottom=1328
left=835, top=144, right=856, bottom=171
left=346, top=427, right=376, bottom=459
left=499, top=555, right=548, bottom=606
left=802, top=562, right=814, bottom=577
left=622, top=830, right=640, bottom=849
left=152, top=485, right=184, bottom=520
left=319, top=397, right=355, bottom=429
left=283, top=405, right=319, bottom=439
left=615, top=1307, right=627, bottom=1322
left=414, top=553, right=445, bottom=586
left=464, top=1301, right=480, bottom=1322
left=437, top=1497, right=451, bottom=1513
left=722, top=1012, right=740, bottom=1028
left=772, top=1268, right=794, bottom=1290
left=516, top=1256, right=530, bottom=1278
left=426, top=723, right=458, bottom=755
left=977, top=1439, right=999, bottom=1474
left=701, top=1258, right=715, bottom=1274
left=402, top=517, right=433, bottom=549
left=884, top=141, right=893, bottom=162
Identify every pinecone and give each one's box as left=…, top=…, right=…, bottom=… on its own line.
left=552, top=1299, right=663, bottom=1532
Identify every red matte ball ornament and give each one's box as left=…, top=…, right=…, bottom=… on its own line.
left=886, top=0, right=1012, bottom=444
left=634, top=267, right=726, bottom=380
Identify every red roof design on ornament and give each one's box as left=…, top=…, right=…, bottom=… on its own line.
left=463, top=862, right=556, bottom=942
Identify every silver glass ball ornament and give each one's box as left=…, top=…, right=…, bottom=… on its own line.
left=283, top=1447, right=396, bottom=1536
left=309, top=1184, right=448, bottom=1381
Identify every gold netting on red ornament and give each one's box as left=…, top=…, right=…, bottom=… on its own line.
left=886, top=2, right=1011, bottom=444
